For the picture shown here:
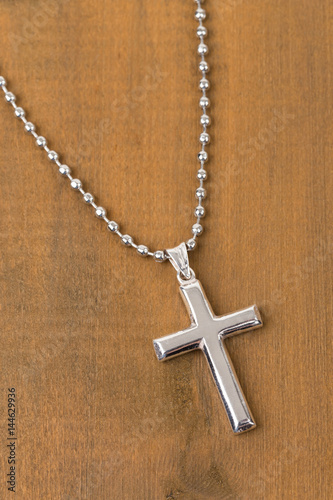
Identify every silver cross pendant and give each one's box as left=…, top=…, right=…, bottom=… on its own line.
left=153, top=243, right=263, bottom=434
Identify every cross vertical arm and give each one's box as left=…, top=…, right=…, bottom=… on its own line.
left=203, top=336, right=256, bottom=433
left=179, top=279, right=215, bottom=325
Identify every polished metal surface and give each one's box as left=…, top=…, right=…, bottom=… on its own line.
left=153, top=278, right=263, bottom=434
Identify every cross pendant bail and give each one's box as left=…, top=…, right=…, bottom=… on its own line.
left=166, top=242, right=192, bottom=281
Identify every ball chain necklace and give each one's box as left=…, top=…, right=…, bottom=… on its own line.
left=1, top=1, right=264, bottom=434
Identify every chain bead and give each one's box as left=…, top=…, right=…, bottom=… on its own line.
left=199, top=60, right=209, bottom=73
left=197, top=26, right=208, bottom=38
left=200, top=114, right=211, bottom=126
left=198, top=43, right=209, bottom=56
left=154, top=250, right=166, bottom=262
left=137, top=245, right=149, bottom=257
left=108, top=221, right=119, bottom=233
left=199, top=96, right=210, bottom=108
left=48, top=150, right=58, bottom=162
left=36, top=136, right=47, bottom=147
left=199, top=78, right=210, bottom=91
left=200, top=132, right=210, bottom=145
left=197, top=168, right=207, bottom=180
left=24, top=122, right=35, bottom=133
left=5, top=92, right=15, bottom=103
left=14, top=107, right=25, bottom=118
left=192, top=223, right=203, bottom=236
left=198, top=150, right=208, bottom=162
left=0, top=76, right=6, bottom=87
left=95, top=206, right=106, bottom=218
left=196, top=187, right=206, bottom=200
left=195, top=206, right=205, bottom=218
left=121, top=234, right=133, bottom=246
left=83, top=192, right=94, bottom=203
left=59, top=164, right=71, bottom=176
left=195, top=8, right=206, bottom=21
left=187, top=238, right=197, bottom=251
left=70, top=178, right=82, bottom=190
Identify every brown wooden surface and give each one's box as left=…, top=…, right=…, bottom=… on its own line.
left=0, top=1, right=332, bottom=499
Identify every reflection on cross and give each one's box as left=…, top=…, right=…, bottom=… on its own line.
left=153, top=279, right=263, bottom=434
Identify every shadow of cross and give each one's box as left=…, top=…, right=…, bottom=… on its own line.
left=153, top=279, right=263, bottom=434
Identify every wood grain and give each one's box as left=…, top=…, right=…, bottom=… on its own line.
left=0, top=0, right=332, bottom=498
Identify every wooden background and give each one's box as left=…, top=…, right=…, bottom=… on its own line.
left=0, top=1, right=332, bottom=499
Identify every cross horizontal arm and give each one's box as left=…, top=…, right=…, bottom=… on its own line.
left=217, top=305, right=262, bottom=340
left=153, top=326, right=202, bottom=361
